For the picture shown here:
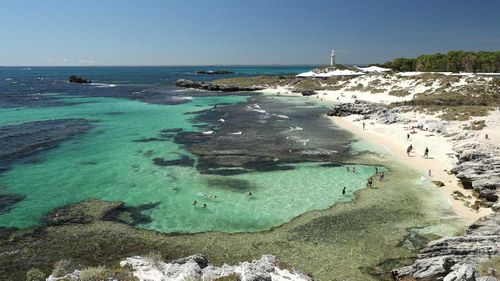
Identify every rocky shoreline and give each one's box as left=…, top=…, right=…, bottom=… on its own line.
left=327, top=101, right=500, bottom=281
left=46, top=254, right=312, bottom=281
left=175, top=79, right=264, bottom=92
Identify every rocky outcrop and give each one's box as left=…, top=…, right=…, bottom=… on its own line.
left=196, top=70, right=234, bottom=75
left=326, top=100, right=380, bottom=117
left=175, top=79, right=264, bottom=92
left=326, top=101, right=406, bottom=122
left=119, top=254, right=312, bottom=281
left=451, top=142, right=500, bottom=205
left=47, top=254, right=312, bottom=281
left=68, top=75, right=91, bottom=83
left=393, top=212, right=500, bottom=280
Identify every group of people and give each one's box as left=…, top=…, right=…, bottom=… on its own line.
left=192, top=191, right=253, bottom=209
left=343, top=166, right=385, bottom=195
left=346, top=166, right=357, bottom=173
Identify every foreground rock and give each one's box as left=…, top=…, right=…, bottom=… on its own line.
left=68, top=75, right=91, bottom=83
left=122, top=255, right=311, bottom=281
left=452, top=142, right=500, bottom=205
left=47, top=255, right=313, bottom=281
left=176, top=79, right=264, bottom=92
left=393, top=212, right=500, bottom=280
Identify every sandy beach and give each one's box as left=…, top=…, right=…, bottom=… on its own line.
left=330, top=114, right=492, bottom=223
left=261, top=86, right=494, bottom=223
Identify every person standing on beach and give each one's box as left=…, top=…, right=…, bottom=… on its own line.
left=424, top=147, right=429, bottom=158
left=407, top=133, right=410, bottom=140
left=379, top=172, right=385, bottom=181
left=363, top=122, right=366, bottom=130
left=407, top=144, right=414, bottom=156
left=367, top=177, right=373, bottom=188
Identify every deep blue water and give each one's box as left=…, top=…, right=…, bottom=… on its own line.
left=0, top=66, right=313, bottom=108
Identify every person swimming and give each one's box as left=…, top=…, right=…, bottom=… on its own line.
left=203, top=203, right=207, bottom=208
left=247, top=191, right=252, bottom=196
left=342, top=187, right=346, bottom=195
left=192, top=200, right=197, bottom=206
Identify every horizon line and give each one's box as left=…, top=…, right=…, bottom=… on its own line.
left=0, top=63, right=370, bottom=68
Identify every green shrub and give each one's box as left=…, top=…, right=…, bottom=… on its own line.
left=388, top=89, right=411, bottom=97
left=463, top=120, right=486, bottom=130
left=79, top=266, right=107, bottom=281
left=213, top=273, right=241, bottom=281
left=26, top=268, right=45, bottom=281
left=52, top=259, right=73, bottom=277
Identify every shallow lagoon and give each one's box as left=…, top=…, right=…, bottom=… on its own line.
left=1, top=94, right=377, bottom=233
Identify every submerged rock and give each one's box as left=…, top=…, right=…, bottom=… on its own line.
left=0, top=119, right=94, bottom=174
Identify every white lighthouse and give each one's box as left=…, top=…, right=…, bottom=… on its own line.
left=330, top=50, right=336, bottom=66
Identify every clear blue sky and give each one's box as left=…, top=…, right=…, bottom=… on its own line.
left=1, top=0, right=499, bottom=66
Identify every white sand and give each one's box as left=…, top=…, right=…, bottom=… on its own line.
left=330, top=114, right=492, bottom=223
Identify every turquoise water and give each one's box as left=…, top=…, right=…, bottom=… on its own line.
left=0, top=93, right=375, bottom=233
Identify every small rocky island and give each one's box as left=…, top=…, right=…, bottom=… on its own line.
left=68, top=75, right=91, bottom=84
left=176, top=79, right=264, bottom=92
left=196, top=69, right=234, bottom=75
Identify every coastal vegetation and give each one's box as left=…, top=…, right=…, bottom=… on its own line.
left=212, top=75, right=297, bottom=88
left=380, top=51, right=500, bottom=72
left=210, top=67, right=500, bottom=121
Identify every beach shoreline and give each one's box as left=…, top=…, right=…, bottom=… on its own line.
left=260, top=86, right=494, bottom=223
left=329, top=114, right=492, bottom=223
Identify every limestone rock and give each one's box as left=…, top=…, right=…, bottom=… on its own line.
left=393, top=213, right=500, bottom=280
left=120, top=254, right=313, bottom=281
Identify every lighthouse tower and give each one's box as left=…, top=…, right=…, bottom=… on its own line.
left=330, top=50, right=336, bottom=66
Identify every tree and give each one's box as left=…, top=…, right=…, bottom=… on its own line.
left=461, top=52, right=476, bottom=72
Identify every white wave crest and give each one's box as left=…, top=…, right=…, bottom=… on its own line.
left=91, top=83, right=116, bottom=88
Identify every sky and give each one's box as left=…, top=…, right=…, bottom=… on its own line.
left=0, top=0, right=499, bottom=66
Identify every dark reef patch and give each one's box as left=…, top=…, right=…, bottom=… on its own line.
left=205, top=178, right=254, bottom=191
left=43, top=199, right=123, bottom=226
left=174, top=96, right=352, bottom=175
left=103, top=202, right=160, bottom=226
left=105, top=111, right=125, bottom=115
left=160, top=128, right=183, bottom=133
left=0, top=119, right=94, bottom=174
left=133, top=137, right=168, bottom=143
left=0, top=194, right=26, bottom=214
left=153, top=156, right=195, bottom=167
